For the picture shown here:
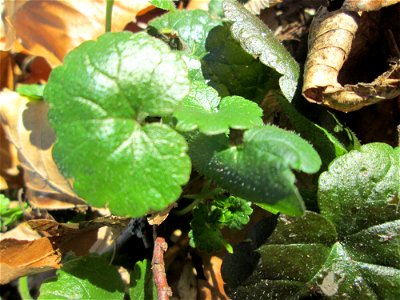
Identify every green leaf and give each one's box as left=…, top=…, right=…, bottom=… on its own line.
left=129, top=260, right=157, bottom=300
left=202, top=24, right=277, bottom=102
left=275, top=94, right=348, bottom=168
left=174, top=82, right=263, bottom=134
left=149, top=0, right=176, bottom=11
left=44, top=32, right=191, bottom=217
left=319, top=143, right=399, bottom=236
left=38, top=256, right=125, bottom=300
left=189, top=203, right=228, bottom=252
left=149, top=10, right=222, bottom=58
left=209, top=0, right=224, bottom=17
left=16, top=84, right=45, bottom=100
left=190, top=126, right=321, bottom=216
left=222, top=0, right=300, bottom=101
left=213, top=196, right=253, bottom=229
left=0, top=194, right=26, bottom=229
left=222, top=143, right=400, bottom=299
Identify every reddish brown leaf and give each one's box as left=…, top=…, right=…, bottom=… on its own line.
left=0, top=237, right=61, bottom=284
left=1, top=0, right=152, bottom=66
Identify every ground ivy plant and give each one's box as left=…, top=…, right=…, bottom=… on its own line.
left=22, top=0, right=397, bottom=298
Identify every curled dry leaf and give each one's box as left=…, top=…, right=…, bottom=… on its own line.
left=0, top=90, right=86, bottom=208
left=1, top=0, right=152, bottom=66
left=0, top=237, right=61, bottom=284
left=342, top=0, right=400, bottom=11
left=303, top=6, right=400, bottom=112
left=147, top=203, right=177, bottom=226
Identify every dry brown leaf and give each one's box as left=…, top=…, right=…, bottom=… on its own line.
left=342, top=0, right=400, bottom=11
left=0, top=90, right=87, bottom=208
left=0, top=51, right=14, bottom=89
left=1, top=0, right=152, bottom=66
left=0, top=222, right=41, bottom=241
left=147, top=203, right=177, bottom=226
left=0, top=124, right=21, bottom=190
left=0, top=237, right=61, bottom=284
left=27, top=217, right=130, bottom=255
left=302, top=6, right=400, bottom=112
left=198, top=254, right=229, bottom=299
left=186, top=0, right=210, bottom=10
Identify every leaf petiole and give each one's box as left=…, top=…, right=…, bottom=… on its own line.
left=105, top=0, right=114, bottom=32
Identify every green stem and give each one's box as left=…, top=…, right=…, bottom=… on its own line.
left=18, top=276, right=33, bottom=300
left=105, top=0, right=115, bottom=32
left=174, top=197, right=202, bottom=216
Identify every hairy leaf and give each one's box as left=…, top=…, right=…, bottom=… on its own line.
left=223, top=0, right=300, bottom=101
left=174, top=81, right=263, bottom=134
left=223, top=143, right=400, bottom=299
left=319, top=143, right=399, bottom=236
left=149, top=10, right=222, bottom=58
left=190, top=126, right=321, bottom=216
left=44, top=32, right=191, bottom=217
left=202, top=24, right=276, bottom=102
left=38, top=256, right=125, bottom=299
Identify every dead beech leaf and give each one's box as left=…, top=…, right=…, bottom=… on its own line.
left=0, top=237, right=61, bottom=284
left=0, top=124, right=21, bottom=190
left=27, top=217, right=130, bottom=256
left=1, top=0, right=152, bottom=66
left=302, top=7, right=400, bottom=112
left=342, top=0, right=400, bottom=11
left=0, top=51, right=14, bottom=89
left=0, top=90, right=86, bottom=208
left=147, top=203, right=176, bottom=226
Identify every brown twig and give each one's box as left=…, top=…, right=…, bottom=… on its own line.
left=152, top=235, right=172, bottom=300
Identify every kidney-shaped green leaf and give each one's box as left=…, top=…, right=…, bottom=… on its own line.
left=38, top=256, right=125, bottom=300
left=174, top=79, right=263, bottom=134
left=44, top=32, right=191, bottom=217
left=222, top=0, right=300, bottom=101
left=149, top=10, right=222, bottom=59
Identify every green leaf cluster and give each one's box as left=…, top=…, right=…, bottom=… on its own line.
left=224, top=143, right=400, bottom=299
left=0, top=194, right=26, bottom=230
left=189, top=197, right=253, bottom=252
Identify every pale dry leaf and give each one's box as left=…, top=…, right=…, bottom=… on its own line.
left=0, top=90, right=86, bottom=208
left=174, top=261, right=197, bottom=300
left=186, top=0, right=210, bottom=11
left=244, top=0, right=282, bottom=15
left=342, top=0, right=400, bottom=11
left=0, top=123, right=20, bottom=190
left=0, top=222, right=41, bottom=242
left=147, top=203, right=177, bottom=226
left=302, top=7, right=400, bottom=112
left=0, top=237, right=61, bottom=284
left=1, top=0, right=152, bottom=66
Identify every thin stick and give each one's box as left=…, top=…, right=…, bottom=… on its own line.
left=152, top=235, right=172, bottom=300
